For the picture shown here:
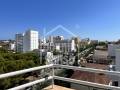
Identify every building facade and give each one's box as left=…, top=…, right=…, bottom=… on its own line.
left=9, top=42, right=15, bottom=51
left=15, top=34, right=24, bottom=52
left=108, top=44, right=120, bottom=87
left=54, top=39, right=76, bottom=52
left=108, top=44, right=120, bottom=57
left=23, top=30, right=39, bottom=53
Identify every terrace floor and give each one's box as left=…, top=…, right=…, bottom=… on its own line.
left=43, top=85, right=75, bottom=90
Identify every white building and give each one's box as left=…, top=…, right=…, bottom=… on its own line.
left=55, top=45, right=60, bottom=51
left=47, top=36, right=64, bottom=43
left=53, top=36, right=64, bottom=42
left=48, top=36, right=54, bottom=43
left=59, top=36, right=64, bottom=40
left=109, top=49, right=120, bottom=87
left=15, top=34, right=24, bottom=52
left=46, top=52, right=53, bottom=64
left=71, top=40, right=75, bottom=51
left=108, top=45, right=120, bottom=87
left=23, top=30, right=39, bottom=53
left=93, top=50, right=109, bottom=64
left=55, top=39, right=76, bottom=52
left=108, top=44, right=120, bottom=57
left=9, top=43, right=15, bottom=51
left=115, top=49, right=120, bottom=71
left=35, top=50, right=53, bottom=64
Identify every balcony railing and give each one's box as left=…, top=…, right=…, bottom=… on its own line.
left=0, top=64, right=120, bottom=90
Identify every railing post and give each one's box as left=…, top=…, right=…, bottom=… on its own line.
left=52, top=65, right=54, bottom=89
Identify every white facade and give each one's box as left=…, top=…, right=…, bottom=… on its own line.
left=109, top=48, right=120, bottom=87
left=115, top=49, right=120, bottom=71
left=55, top=39, right=76, bottom=52
left=60, top=36, right=64, bottom=40
left=23, top=30, right=39, bottom=53
left=46, top=52, right=53, bottom=64
left=48, top=36, right=54, bottom=43
left=15, top=34, right=24, bottom=52
left=9, top=43, right=15, bottom=50
left=114, top=49, right=120, bottom=86
left=108, top=44, right=120, bottom=57
left=55, top=45, right=60, bottom=51
left=71, top=40, right=76, bottom=51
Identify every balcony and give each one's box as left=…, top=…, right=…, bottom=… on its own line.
left=0, top=64, right=120, bottom=90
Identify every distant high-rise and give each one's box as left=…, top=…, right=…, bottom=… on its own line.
left=15, top=34, right=24, bottom=52
left=53, top=36, right=64, bottom=42
left=23, top=30, right=39, bottom=52
left=48, top=36, right=54, bottom=43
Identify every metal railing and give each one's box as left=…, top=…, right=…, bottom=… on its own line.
left=0, top=64, right=120, bottom=90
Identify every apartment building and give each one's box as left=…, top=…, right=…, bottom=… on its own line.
left=23, top=30, right=39, bottom=53
left=15, top=33, right=24, bottom=52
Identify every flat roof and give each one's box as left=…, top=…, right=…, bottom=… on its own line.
left=85, top=63, right=108, bottom=69
left=94, top=50, right=108, bottom=56
left=71, top=63, right=110, bottom=85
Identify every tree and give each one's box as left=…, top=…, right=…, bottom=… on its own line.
left=0, top=62, right=5, bottom=74
left=0, top=78, right=11, bottom=89
left=0, top=47, right=8, bottom=53
left=0, top=51, right=43, bottom=89
left=0, top=54, right=4, bottom=61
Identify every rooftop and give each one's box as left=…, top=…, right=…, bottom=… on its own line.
left=71, top=70, right=110, bottom=85
left=71, top=63, right=110, bottom=85
left=94, top=50, right=108, bottom=57
left=85, top=63, right=108, bottom=69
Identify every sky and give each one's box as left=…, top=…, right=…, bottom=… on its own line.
left=0, top=0, right=120, bottom=41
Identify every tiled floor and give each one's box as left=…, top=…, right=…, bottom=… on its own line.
left=43, top=85, right=75, bottom=90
